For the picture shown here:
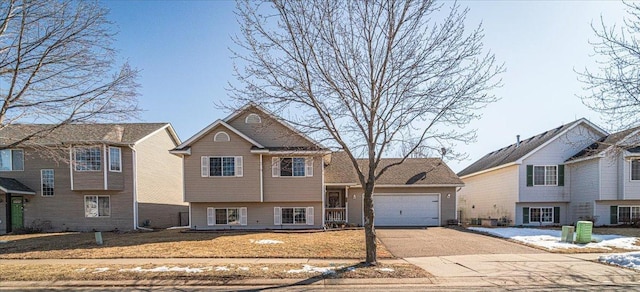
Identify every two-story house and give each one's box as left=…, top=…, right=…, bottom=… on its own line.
left=0, top=123, right=186, bottom=234
left=172, top=103, right=464, bottom=229
left=457, top=118, right=607, bottom=226
left=565, top=126, right=640, bottom=225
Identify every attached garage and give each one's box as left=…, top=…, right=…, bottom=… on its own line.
left=374, top=193, right=440, bottom=226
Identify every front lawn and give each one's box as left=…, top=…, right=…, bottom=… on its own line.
left=0, top=229, right=393, bottom=259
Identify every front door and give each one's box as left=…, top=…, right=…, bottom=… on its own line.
left=11, top=197, right=23, bottom=230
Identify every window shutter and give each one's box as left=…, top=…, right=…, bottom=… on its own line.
left=523, top=207, right=530, bottom=224
left=240, top=207, right=247, bottom=226
left=557, top=165, right=565, bottom=186
left=235, top=156, right=243, bottom=177
left=305, top=158, right=314, bottom=177
left=274, top=207, right=281, bottom=225
left=526, top=165, right=533, bottom=187
left=306, top=207, right=314, bottom=225
left=201, top=156, right=209, bottom=177
left=611, top=206, right=618, bottom=224
left=207, top=207, right=215, bottom=225
left=553, top=207, right=560, bottom=224
left=272, top=157, right=280, bottom=177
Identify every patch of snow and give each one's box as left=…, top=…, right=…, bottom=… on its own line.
left=166, top=226, right=189, bottom=230
left=261, top=267, right=269, bottom=271
left=0, top=240, right=9, bottom=244
left=346, top=267, right=356, bottom=272
left=600, top=252, right=640, bottom=270
left=469, top=227, right=640, bottom=251
left=215, top=266, right=230, bottom=271
left=377, top=268, right=395, bottom=272
left=287, top=264, right=337, bottom=275
left=93, top=268, right=109, bottom=273
left=249, top=239, right=284, bottom=244
left=75, top=268, right=86, bottom=272
left=238, top=267, right=250, bottom=271
left=119, top=266, right=204, bottom=273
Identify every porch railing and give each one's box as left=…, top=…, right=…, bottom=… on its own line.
left=325, top=208, right=347, bottom=223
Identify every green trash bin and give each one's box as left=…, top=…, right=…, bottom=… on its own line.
left=575, top=221, right=593, bottom=244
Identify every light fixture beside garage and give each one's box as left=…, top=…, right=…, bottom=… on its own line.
left=447, top=194, right=451, bottom=198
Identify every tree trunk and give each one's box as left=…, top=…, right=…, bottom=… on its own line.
left=363, top=181, right=377, bottom=265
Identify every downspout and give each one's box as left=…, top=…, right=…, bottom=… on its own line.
left=69, top=147, right=74, bottom=191
left=321, top=157, right=325, bottom=227
left=128, top=145, right=138, bottom=230
left=103, top=144, right=108, bottom=190
left=260, top=154, right=264, bottom=202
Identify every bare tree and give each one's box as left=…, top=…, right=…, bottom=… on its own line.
left=233, top=0, right=502, bottom=264
left=0, top=0, right=139, bottom=148
left=578, top=1, right=640, bottom=130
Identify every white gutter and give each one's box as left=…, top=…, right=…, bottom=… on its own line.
left=128, top=145, right=139, bottom=230
left=564, top=154, right=602, bottom=165
left=69, top=147, right=74, bottom=191
left=103, top=144, right=108, bottom=190
left=260, top=154, right=264, bottom=202
left=349, top=184, right=465, bottom=188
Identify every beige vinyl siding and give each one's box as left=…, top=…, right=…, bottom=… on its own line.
left=106, top=148, right=126, bottom=190
left=73, top=169, right=105, bottom=190
left=190, top=201, right=322, bottom=230
left=567, top=159, right=600, bottom=223
left=135, top=128, right=187, bottom=228
left=6, top=148, right=135, bottom=232
left=458, top=164, right=518, bottom=225
left=263, top=155, right=323, bottom=202
left=346, top=186, right=457, bottom=226
left=226, top=110, right=317, bottom=148
left=184, top=125, right=261, bottom=202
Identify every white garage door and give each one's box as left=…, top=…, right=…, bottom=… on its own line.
left=374, top=194, right=440, bottom=226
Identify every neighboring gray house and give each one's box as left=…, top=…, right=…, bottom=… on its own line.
left=565, top=126, right=640, bottom=225
left=0, top=123, right=186, bottom=234
left=171, top=103, right=463, bottom=230
left=457, top=118, right=608, bottom=226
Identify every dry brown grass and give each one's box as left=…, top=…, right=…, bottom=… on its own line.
left=593, top=227, right=640, bottom=237
left=0, top=263, right=430, bottom=281
left=0, top=229, right=393, bottom=259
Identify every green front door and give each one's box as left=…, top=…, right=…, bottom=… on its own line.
left=11, top=197, right=23, bottom=230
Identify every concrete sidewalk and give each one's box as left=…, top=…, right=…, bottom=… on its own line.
left=1, top=254, right=639, bottom=289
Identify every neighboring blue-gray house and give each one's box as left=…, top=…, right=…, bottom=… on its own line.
left=457, top=118, right=609, bottom=226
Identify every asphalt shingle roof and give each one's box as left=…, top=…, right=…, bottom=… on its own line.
left=457, top=120, right=581, bottom=177
left=325, top=151, right=463, bottom=185
left=0, top=123, right=169, bottom=146
left=568, top=125, right=640, bottom=161
left=0, top=177, right=35, bottom=194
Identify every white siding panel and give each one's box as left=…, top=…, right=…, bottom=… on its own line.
left=458, top=164, right=519, bottom=224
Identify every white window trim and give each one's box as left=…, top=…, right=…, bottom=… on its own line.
left=618, top=205, right=640, bottom=224
left=532, top=165, right=558, bottom=186
left=74, top=146, right=102, bottom=172
left=207, top=207, right=247, bottom=226
left=245, top=113, right=262, bottom=124
left=84, top=195, right=111, bottom=218
left=213, top=131, right=231, bottom=142
left=529, top=206, right=554, bottom=223
left=276, top=206, right=314, bottom=225
left=40, top=169, right=54, bottom=197
left=0, top=149, right=24, bottom=172
left=630, top=159, right=640, bottom=181
left=109, top=147, right=122, bottom=172
left=271, top=157, right=313, bottom=178
left=201, top=156, right=243, bottom=177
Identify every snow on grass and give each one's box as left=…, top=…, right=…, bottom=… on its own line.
left=469, top=227, right=640, bottom=251
left=92, top=268, right=109, bottom=273
left=215, top=266, right=230, bottom=271
left=0, top=240, right=9, bottom=244
left=286, top=264, right=340, bottom=275
left=377, top=268, right=395, bottom=272
left=238, top=266, right=250, bottom=271
left=599, top=252, right=640, bottom=270
left=119, top=266, right=205, bottom=273
left=249, top=239, right=284, bottom=244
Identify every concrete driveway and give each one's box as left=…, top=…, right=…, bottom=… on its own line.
left=377, top=227, right=543, bottom=257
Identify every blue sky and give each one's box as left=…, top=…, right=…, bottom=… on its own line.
left=103, top=0, right=627, bottom=172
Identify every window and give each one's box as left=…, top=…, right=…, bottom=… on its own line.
left=632, top=160, right=640, bottom=181
left=618, top=206, right=640, bottom=223
left=85, top=195, right=110, bottom=217
left=533, top=165, right=557, bottom=186
left=109, top=147, right=121, bottom=172
left=213, top=131, right=230, bottom=142
left=41, top=169, right=54, bottom=196
left=0, top=149, right=24, bottom=171
left=75, top=147, right=101, bottom=171
left=209, top=157, right=238, bottom=176
left=272, top=157, right=313, bottom=177
left=206, top=207, right=247, bottom=225
left=245, top=113, right=262, bottom=124
left=529, top=207, right=553, bottom=223
left=274, top=207, right=314, bottom=225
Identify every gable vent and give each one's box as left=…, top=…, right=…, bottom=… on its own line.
left=245, top=113, right=262, bottom=124
left=214, top=131, right=230, bottom=142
